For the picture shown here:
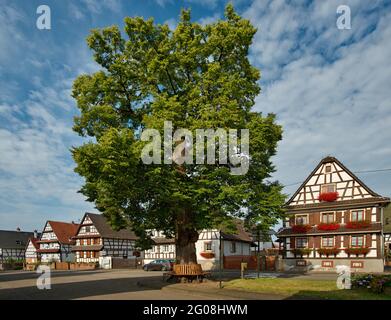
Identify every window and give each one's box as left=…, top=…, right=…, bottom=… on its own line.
left=351, top=210, right=364, bottom=222
left=325, top=165, right=332, bottom=173
left=87, top=238, right=91, bottom=246
left=85, top=226, right=90, bottom=233
left=204, top=242, right=212, bottom=251
left=230, top=242, right=236, bottom=253
left=321, top=184, right=336, bottom=193
left=93, top=238, right=100, bottom=245
left=295, top=215, right=308, bottom=225
left=322, top=212, right=335, bottom=224
left=296, top=237, right=308, bottom=248
left=351, top=236, right=364, bottom=247
left=322, top=236, right=334, bottom=247
left=163, top=245, right=169, bottom=252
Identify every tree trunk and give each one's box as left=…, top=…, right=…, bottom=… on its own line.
left=176, top=210, right=199, bottom=264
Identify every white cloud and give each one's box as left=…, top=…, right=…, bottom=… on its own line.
left=244, top=0, right=391, bottom=197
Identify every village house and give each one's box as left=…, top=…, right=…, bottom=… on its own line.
left=25, top=236, right=40, bottom=264
left=384, top=204, right=391, bottom=265
left=0, top=229, right=35, bottom=267
left=277, top=156, right=390, bottom=273
left=37, top=221, right=79, bottom=263
left=144, top=220, right=256, bottom=270
left=71, top=213, right=139, bottom=268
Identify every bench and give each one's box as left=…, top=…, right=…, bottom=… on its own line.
left=163, top=264, right=211, bottom=282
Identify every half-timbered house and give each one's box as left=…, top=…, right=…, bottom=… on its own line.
left=25, top=237, right=40, bottom=264
left=71, top=213, right=138, bottom=266
left=0, top=229, right=34, bottom=266
left=37, top=221, right=79, bottom=263
left=277, top=156, right=390, bottom=272
left=384, top=204, right=391, bottom=264
left=144, top=220, right=255, bottom=270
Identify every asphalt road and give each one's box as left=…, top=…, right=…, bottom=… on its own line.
left=0, top=269, right=339, bottom=300
left=0, top=269, right=235, bottom=300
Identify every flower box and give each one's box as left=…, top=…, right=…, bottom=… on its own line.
left=200, top=252, right=215, bottom=259
left=317, top=248, right=341, bottom=257
left=318, top=192, right=338, bottom=202
left=291, top=248, right=312, bottom=257
left=345, top=247, right=370, bottom=257
left=317, top=223, right=340, bottom=231
left=346, top=221, right=371, bottom=229
left=291, top=224, right=312, bottom=233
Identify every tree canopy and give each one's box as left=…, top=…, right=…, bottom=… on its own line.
left=72, top=4, right=285, bottom=263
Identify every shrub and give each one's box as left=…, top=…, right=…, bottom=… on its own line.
left=352, top=274, right=391, bottom=294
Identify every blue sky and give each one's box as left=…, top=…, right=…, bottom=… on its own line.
left=0, top=0, right=390, bottom=231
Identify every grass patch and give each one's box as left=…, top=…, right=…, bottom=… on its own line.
left=224, top=278, right=391, bottom=300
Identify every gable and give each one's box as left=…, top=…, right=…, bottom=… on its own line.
left=287, top=157, right=380, bottom=206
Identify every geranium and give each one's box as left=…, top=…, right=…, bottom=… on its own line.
left=291, top=224, right=312, bottom=233
left=318, top=192, right=339, bottom=202
left=200, top=252, right=215, bottom=259
left=344, top=247, right=370, bottom=256
left=346, top=221, right=371, bottom=229
left=317, top=223, right=340, bottom=231
left=291, top=248, right=312, bottom=257
left=317, top=248, right=341, bottom=257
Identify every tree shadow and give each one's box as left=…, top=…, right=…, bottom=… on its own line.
left=0, top=274, right=170, bottom=300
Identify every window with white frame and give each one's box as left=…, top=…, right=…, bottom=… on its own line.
left=351, top=210, right=364, bottom=222
left=322, top=212, right=335, bottom=224
left=322, top=236, right=334, bottom=247
left=321, top=184, right=336, bottom=193
left=296, top=237, right=308, bottom=248
left=163, top=245, right=169, bottom=252
left=295, top=215, right=308, bottom=225
left=351, top=235, right=364, bottom=247
left=230, top=242, right=236, bottom=253
left=204, top=242, right=212, bottom=251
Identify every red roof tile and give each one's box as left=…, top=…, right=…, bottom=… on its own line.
left=48, top=221, right=80, bottom=245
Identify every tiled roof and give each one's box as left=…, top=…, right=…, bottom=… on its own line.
left=36, top=248, right=61, bottom=253
left=0, top=230, right=34, bottom=249
left=153, top=237, right=175, bottom=244
left=28, top=238, right=40, bottom=250
left=277, top=223, right=382, bottom=237
left=220, top=219, right=254, bottom=243
left=83, top=213, right=138, bottom=240
left=47, top=221, right=80, bottom=245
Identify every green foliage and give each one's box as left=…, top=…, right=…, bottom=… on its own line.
left=352, top=274, right=391, bottom=294
left=71, top=4, right=285, bottom=246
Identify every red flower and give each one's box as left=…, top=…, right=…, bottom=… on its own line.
left=345, top=247, right=370, bottom=256
left=200, top=252, right=215, bottom=259
left=318, top=192, right=339, bottom=202
left=317, top=223, right=340, bottom=231
left=346, top=221, right=371, bottom=229
left=291, top=224, right=312, bottom=233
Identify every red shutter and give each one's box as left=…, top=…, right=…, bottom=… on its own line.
left=308, top=236, right=314, bottom=248
left=335, top=236, right=342, bottom=248
left=314, top=213, right=321, bottom=225
left=345, top=210, right=350, bottom=223
left=314, top=236, right=321, bottom=249
left=365, top=209, right=371, bottom=222
left=309, top=214, right=314, bottom=225
left=336, top=212, right=342, bottom=223
left=343, top=235, right=350, bottom=248
left=290, top=238, right=295, bottom=249
left=366, top=234, right=372, bottom=248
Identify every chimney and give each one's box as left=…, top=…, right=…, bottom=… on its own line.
left=34, top=230, right=38, bottom=238
left=16, top=227, right=21, bottom=232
